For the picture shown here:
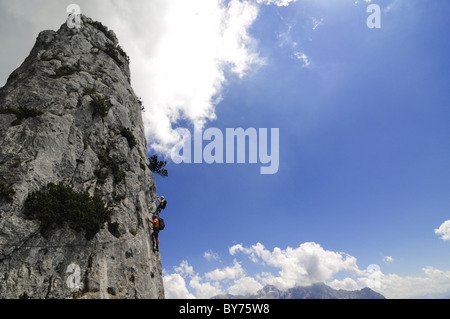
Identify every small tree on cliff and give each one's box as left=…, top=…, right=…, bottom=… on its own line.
left=148, top=155, right=168, bottom=178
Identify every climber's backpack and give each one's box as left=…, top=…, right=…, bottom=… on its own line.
left=160, top=200, right=167, bottom=209
left=158, top=218, right=165, bottom=231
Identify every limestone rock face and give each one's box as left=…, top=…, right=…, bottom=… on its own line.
left=0, top=16, right=164, bottom=299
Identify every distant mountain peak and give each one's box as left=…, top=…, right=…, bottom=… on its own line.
left=212, top=283, right=385, bottom=299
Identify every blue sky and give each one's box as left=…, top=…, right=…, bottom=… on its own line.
left=1, top=0, right=449, bottom=298
left=155, top=0, right=450, bottom=298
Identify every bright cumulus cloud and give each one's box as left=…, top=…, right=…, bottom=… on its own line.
left=435, top=220, right=450, bottom=241
left=124, top=0, right=266, bottom=156
left=229, top=242, right=363, bottom=289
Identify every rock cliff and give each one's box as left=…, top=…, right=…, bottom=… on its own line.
left=0, top=16, right=164, bottom=299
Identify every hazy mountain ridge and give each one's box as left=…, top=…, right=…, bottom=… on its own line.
left=212, top=283, right=385, bottom=299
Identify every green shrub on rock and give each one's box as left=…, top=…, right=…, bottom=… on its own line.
left=0, top=182, right=15, bottom=202
left=0, top=106, right=43, bottom=126
left=119, top=127, right=137, bottom=149
left=23, top=183, right=113, bottom=240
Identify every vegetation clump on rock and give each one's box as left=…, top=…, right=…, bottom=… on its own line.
left=23, top=183, right=113, bottom=240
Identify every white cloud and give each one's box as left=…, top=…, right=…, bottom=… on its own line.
left=256, top=0, right=299, bottom=6
left=374, top=267, right=450, bottom=298
left=190, top=274, right=224, bottom=299
left=204, top=249, right=221, bottom=261
left=293, top=51, right=311, bottom=68
left=228, top=276, right=264, bottom=296
left=383, top=256, right=395, bottom=264
left=277, top=23, right=297, bottom=48
left=329, top=263, right=450, bottom=299
left=384, top=0, right=401, bottom=14
left=205, top=259, right=244, bottom=281
left=173, top=260, right=194, bottom=276
left=312, top=17, right=323, bottom=30
left=230, top=242, right=363, bottom=289
left=435, top=220, right=450, bottom=241
left=163, top=273, right=196, bottom=299
left=163, top=259, right=253, bottom=299
left=328, top=277, right=360, bottom=291
left=124, top=0, right=265, bottom=156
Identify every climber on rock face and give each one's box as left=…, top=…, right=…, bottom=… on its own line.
left=149, top=214, right=160, bottom=252
left=155, top=195, right=167, bottom=217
